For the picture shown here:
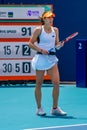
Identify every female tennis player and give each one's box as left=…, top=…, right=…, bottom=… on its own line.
left=29, top=11, right=67, bottom=116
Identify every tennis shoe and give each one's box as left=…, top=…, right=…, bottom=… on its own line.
left=36, top=108, right=46, bottom=116
left=51, top=107, right=67, bottom=116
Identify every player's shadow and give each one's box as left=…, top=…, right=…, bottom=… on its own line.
left=40, top=115, right=77, bottom=119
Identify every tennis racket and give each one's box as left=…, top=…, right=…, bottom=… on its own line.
left=55, top=31, right=79, bottom=50
left=61, top=32, right=78, bottom=43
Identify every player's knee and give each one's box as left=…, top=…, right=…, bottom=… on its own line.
left=52, top=81, right=60, bottom=87
left=36, top=81, right=43, bottom=87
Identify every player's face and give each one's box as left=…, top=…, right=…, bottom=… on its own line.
left=44, top=17, right=54, bottom=25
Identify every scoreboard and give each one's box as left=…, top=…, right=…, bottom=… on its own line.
left=0, top=23, right=37, bottom=80
left=0, top=5, right=52, bottom=81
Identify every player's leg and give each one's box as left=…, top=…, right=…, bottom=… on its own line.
left=47, top=63, right=60, bottom=108
left=35, top=70, right=46, bottom=116
left=47, top=64, right=67, bottom=115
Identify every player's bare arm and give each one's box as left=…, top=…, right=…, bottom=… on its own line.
left=29, top=27, right=42, bottom=52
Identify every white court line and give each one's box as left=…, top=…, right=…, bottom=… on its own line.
left=23, top=123, right=87, bottom=130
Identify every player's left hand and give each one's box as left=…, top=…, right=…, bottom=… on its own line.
left=59, top=41, right=64, bottom=47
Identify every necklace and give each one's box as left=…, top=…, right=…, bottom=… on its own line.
left=44, top=27, right=52, bottom=33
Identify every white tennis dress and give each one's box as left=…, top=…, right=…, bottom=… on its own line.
left=31, top=26, right=58, bottom=70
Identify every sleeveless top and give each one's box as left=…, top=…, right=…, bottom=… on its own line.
left=31, top=26, right=58, bottom=70
left=36, top=26, right=56, bottom=52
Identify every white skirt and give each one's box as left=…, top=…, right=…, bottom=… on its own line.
left=31, top=54, right=58, bottom=70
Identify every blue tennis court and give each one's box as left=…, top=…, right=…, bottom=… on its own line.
left=0, top=84, right=87, bottom=130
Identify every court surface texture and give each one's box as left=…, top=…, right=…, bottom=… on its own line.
left=0, top=83, right=87, bottom=130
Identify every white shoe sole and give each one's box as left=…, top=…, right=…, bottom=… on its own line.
left=37, top=113, right=46, bottom=116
